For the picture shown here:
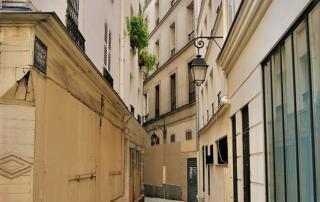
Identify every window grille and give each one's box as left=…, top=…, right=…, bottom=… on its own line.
left=170, top=134, right=175, bottom=143
left=186, top=131, right=192, bottom=140
left=66, top=0, right=85, bottom=50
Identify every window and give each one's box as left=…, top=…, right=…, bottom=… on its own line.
left=170, top=74, right=176, bottom=110
left=155, top=85, right=160, bottom=117
left=232, top=116, right=238, bottom=202
left=144, top=93, right=148, bottom=117
left=104, top=23, right=112, bottom=71
left=170, top=134, right=175, bottom=143
left=188, top=62, right=196, bottom=102
left=217, top=91, right=222, bottom=107
left=170, top=22, right=176, bottom=56
left=217, top=136, right=228, bottom=165
left=202, top=146, right=205, bottom=192
left=130, top=105, right=135, bottom=115
left=66, top=0, right=85, bottom=50
left=155, top=0, right=159, bottom=25
left=309, top=4, right=320, bottom=197
left=227, top=0, right=241, bottom=29
left=242, top=105, right=250, bottom=202
left=206, top=144, right=214, bottom=164
left=263, top=3, right=319, bottom=202
left=151, top=134, right=159, bottom=146
left=186, top=131, right=192, bottom=140
left=155, top=39, right=160, bottom=68
left=187, top=1, right=195, bottom=41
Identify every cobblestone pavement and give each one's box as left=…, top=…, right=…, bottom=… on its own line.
left=145, top=197, right=184, bottom=202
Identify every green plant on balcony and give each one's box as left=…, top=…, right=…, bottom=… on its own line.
left=139, top=49, right=156, bottom=76
left=127, top=14, right=156, bottom=76
left=126, top=15, right=149, bottom=51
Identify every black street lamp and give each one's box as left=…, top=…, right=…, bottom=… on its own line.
left=190, top=54, right=209, bottom=86
left=190, top=36, right=223, bottom=86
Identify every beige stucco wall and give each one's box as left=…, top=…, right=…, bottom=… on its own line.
left=199, top=108, right=231, bottom=202
left=0, top=14, right=147, bottom=202
left=144, top=143, right=197, bottom=201
left=28, top=0, right=145, bottom=121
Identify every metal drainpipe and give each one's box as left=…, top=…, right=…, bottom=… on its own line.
left=196, top=84, right=201, bottom=201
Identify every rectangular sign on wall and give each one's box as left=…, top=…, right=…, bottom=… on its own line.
left=34, top=36, right=47, bottom=74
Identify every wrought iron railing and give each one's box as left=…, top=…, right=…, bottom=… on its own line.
left=103, top=68, right=114, bottom=87
left=188, top=30, right=195, bottom=42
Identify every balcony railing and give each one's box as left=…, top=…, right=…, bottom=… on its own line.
left=103, top=68, right=114, bottom=87
left=171, top=0, right=176, bottom=7
left=156, top=17, right=160, bottom=26
left=130, top=105, right=135, bottom=115
left=188, top=30, right=195, bottom=42
left=217, top=91, right=222, bottom=107
left=66, top=14, right=85, bottom=51
left=170, top=48, right=175, bottom=57
left=189, top=91, right=196, bottom=103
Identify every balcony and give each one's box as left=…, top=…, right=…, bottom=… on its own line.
left=130, top=105, right=135, bottom=115
left=188, top=30, right=195, bottom=42
left=189, top=91, right=196, bottom=103
left=171, top=0, right=176, bottom=7
left=103, top=68, right=114, bottom=88
left=66, top=15, right=85, bottom=51
left=170, top=48, right=175, bottom=57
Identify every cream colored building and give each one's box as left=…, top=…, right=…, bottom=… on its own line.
left=142, top=0, right=199, bottom=201
left=0, top=1, right=149, bottom=202
left=197, top=0, right=319, bottom=202
left=0, top=0, right=145, bottom=122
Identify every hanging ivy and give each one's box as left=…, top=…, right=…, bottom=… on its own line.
left=127, top=14, right=156, bottom=76
left=139, top=49, right=156, bottom=76
left=126, top=15, right=149, bottom=51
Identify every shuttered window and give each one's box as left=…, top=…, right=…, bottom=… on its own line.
left=188, top=62, right=196, bottom=103
left=171, top=74, right=176, bottom=110
left=155, top=85, right=160, bottom=117
left=242, top=105, right=250, bottom=202
left=232, top=116, right=238, bottom=202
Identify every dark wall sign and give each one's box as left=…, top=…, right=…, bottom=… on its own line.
left=34, top=37, right=47, bottom=74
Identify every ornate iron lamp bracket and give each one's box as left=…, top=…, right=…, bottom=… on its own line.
left=193, top=36, right=223, bottom=54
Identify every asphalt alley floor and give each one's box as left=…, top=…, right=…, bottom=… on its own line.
left=145, top=197, right=184, bottom=202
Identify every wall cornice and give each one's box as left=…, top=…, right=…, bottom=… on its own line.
left=216, top=0, right=272, bottom=73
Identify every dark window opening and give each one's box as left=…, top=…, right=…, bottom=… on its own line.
left=217, top=136, right=228, bottom=164
left=202, top=146, right=205, bottom=192
left=188, top=62, right=196, bottom=103
left=170, top=134, right=175, bottom=143
left=242, top=105, right=250, bottom=202
left=232, top=116, right=238, bottom=202
left=186, top=131, right=192, bottom=140
left=155, top=85, right=160, bottom=117
left=130, top=105, right=135, bottom=115
left=66, top=0, right=85, bottom=50
left=151, top=134, right=159, bottom=146
left=206, top=144, right=214, bottom=165
left=171, top=74, right=176, bottom=110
